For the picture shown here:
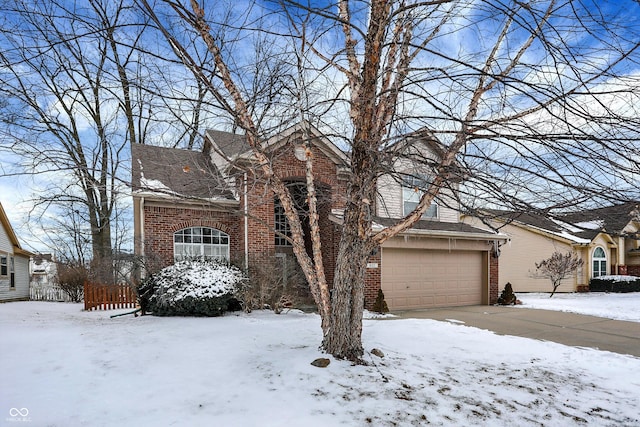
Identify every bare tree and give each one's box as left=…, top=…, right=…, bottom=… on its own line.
left=139, top=0, right=640, bottom=360
left=535, top=251, right=584, bottom=297
left=0, top=0, right=216, bottom=280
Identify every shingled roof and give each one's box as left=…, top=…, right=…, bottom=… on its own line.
left=131, top=143, right=236, bottom=201
left=373, top=216, right=502, bottom=237
left=204, top=130, right=249, bottom=159
left=487, top=202, right=640, bottom=243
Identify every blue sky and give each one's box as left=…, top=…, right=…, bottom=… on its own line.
left=2, top=0, right=640, bottom=254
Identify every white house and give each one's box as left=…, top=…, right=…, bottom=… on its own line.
left=0, top=201, right=34, bottom=302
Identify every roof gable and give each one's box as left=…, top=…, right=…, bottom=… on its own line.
left=204, top=122, right=349, bottom=171
left=0, top=202, right=34, bottom=257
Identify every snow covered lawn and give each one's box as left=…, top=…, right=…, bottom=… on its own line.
left=1, top=302, right=639, bottom=427
left=517, top=292, right=640, bottom=323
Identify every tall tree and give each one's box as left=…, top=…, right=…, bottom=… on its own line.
left=0, top=0, right=215, bottom=279
left=140, top=0, right=640, bottom=360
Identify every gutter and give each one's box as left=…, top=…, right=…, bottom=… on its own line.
left=377, top=226, right=509, bottom=242
left=132, top=190, right=240, bottom=208
left=329, top=213, right=507, bottom=242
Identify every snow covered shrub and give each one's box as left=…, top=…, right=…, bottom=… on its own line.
left=137, top=260, right=245, bottom=316
left=589, top=275, right=640, bottom=293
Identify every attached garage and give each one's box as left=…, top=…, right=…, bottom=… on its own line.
left=381, top=247, right=487, bottom=310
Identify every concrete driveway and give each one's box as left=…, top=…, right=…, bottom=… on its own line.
left=391, top=305, right=640, bottom=358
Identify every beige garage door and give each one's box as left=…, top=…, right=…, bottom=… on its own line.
left=382, top=249, right=483, bottom=310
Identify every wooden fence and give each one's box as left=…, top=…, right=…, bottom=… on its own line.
left=84, top=282, right=138, bottom=311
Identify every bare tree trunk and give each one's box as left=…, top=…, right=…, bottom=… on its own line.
left=323, top=222, right=371, bottom=359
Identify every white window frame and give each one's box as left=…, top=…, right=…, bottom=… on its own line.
left=174, top=227, right=230, bottom=262
left=592, top=246, right=607, bottom=278
left=274, top=200, right=292, bottom=247
left=402, top=175, right=438, bottom=219
left=0, top=254, right=7, bottom=277
left=9, top=256, right=14, bottom=288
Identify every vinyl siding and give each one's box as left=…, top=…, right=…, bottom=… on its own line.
left=0, top=218, right=30, bottom=301
left=376, top=173, right=460, bottom=223
left=463, top=218, right=581, bottom=293
left=0, top=221, right=10, bottom=252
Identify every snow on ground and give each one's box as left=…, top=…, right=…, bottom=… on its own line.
left=517, top=292, right=640, bottom=322
left=1, top=302, right=639, bottom=427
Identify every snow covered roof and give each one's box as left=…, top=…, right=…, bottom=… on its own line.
left=486, top=202, right=640, bottom=245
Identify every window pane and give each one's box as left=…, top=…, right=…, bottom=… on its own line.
left=174, top=227, right=230, bottom=262
left=404, top=201, right=418, bottom=215
left=425, top=203, right=438, bottom=218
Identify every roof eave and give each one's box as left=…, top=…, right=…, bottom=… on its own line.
left=373, top=224, right=508, bottom=241
left=132, top=190, right=240, bottom=206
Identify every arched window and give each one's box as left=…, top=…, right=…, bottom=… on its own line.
left=592, top=247, right=607, bottom=278
left=174, top=227, right=229, bottom=262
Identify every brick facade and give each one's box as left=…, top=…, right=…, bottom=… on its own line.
left=363, top=249, right=382, bottom=309
left=239, top=143, right=348, bottom=285
left=143, top=205, right=241, bottom=271
left=489, top=252, right=499, bottom=304
left=626, top=264, right=640, bottom=276
left=136, top=129, right=501, bottom=311
left=141, top=136, right=348, bottom=283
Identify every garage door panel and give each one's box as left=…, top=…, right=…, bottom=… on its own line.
left=382, top=248, right=483, bottom=310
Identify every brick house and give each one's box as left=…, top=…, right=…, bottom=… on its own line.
left=132, top=123, right=505, bottom=310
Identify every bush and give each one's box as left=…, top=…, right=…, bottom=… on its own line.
left=236, top=254, right=311, bottom=313
left=56, top=263, right=88, bottom=303
left=138, top=259, right=245, bottom=316
left=372, top=289, right=389, bottom=314
left=589, top=275, right=640, bottom=293
left=497, top=282, right=517, bottom=305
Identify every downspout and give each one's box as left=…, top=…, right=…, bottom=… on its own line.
left=243, top=173, right=249, bottom=270
left=140, top=197, right=145, bottom=255
left=139, top=196, right=145, bottom=278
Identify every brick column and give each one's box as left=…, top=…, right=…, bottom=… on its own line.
left=363, top=249, right=382, bottom=310
left=489, top=252, right=499, bottom=305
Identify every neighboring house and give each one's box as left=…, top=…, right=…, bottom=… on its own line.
left=463, top=203, right=640, bottom=293
left=132, top=123, right=506, bottom=310
left=30, top=253, right=57, bottom=288
left=0, top=201, right=34, bottom=302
